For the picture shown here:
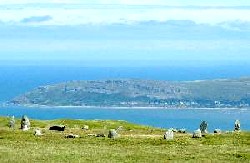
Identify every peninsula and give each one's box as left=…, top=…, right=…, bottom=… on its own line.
left=10, top=78, right=250, bottom=108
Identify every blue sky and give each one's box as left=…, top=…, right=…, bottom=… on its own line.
left=0, top=0, right=250, bottom=66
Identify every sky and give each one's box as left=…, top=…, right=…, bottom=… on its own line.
left=0, top=0, right=250, bottom=66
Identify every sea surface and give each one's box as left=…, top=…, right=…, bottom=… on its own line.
left=0, top=106, right=250, bottom=131
left=0, top=65, right=250, bottom=131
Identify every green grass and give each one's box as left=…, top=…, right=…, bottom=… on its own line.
left=0, top=116, right=249, bottom=162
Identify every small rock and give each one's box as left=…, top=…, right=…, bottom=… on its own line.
left=214, top=129, right=222, bottom=134
left=34, top=129, right=43, bottom=136
left=177, top=128, right=186, bottom=133
left=192, top=129, right=202, bottom=138
left=65, top=134, right=79, bottom=138
left=96, top=133, right=105, bottom=137
left=164, top=129, right=174, bottom=140
left=170, top=128, right=177, bottom=132
left=82, top=125, right=89, bottom=130
left=108, top=129, right=118, bottom=138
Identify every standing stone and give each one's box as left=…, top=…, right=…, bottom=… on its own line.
left=192, top=129, right=202, bottom=138
left=234, top=120, right=240, bottom=131
left=108, top=129, right=118, bottom=138
left=22, top=124, right=29, bottom=131
left=164, top=129, right=174, bottom=140
left=21, top=115, right=30, bottom=131
left=9, top=116, right=15, bottom=129
left=200, top=121, right=208, bottom=134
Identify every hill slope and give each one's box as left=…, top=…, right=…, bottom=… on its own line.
left=0, top=117, right=249, bottom=162
left=10, top=78, right=250, bottom=108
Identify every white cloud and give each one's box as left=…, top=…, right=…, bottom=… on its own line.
left=1, top=5, right=250, bottom=25
left=0, top=0, right=250, bottom=26
left=1, top=0, right=250, bottom=5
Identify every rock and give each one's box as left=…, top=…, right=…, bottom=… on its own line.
left=177, top=128, right=186, bottom=133
left=22, top=125, right=29, bottom=131
left=192, top=129, right=202, bottom=138
left=214, top=129, right=222, bottom=134
left=82, top=125, right=89, bottom=130
left=21, top=115, right=30, bottom=131
left=116, top=126, right=123, bottom=131
left=108, top=129, right=118, bottom=138
left=96, top=133, right=106, bottom=137
left=234, top=120, right=240, bottom=131
left=49, top=125, right=65, bottom=131
left=65, top=134, right=79, bottom=138
left=9, top=116, right=15, bottom=129
left=164, top=129, right=174, bottom=140
left=200, top=121, right=208, bottom=134
left=34, top=129, right=43, bottom=136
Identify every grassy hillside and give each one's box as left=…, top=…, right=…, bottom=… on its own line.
left=0, top=117, right=249, bottom=162
left=10, top=78, right=250, bottom=108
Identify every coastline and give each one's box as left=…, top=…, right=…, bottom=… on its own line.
left=2, top=103, right=249, bottom=110
left=1, top=103, right=249, bottom=131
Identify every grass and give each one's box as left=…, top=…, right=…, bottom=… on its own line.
left=0, top=116, right=249, bottom=162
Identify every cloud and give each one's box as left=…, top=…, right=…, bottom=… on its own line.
left=1, top=0, right=250, bottom=6
left=21, top=15, right=52, bottom=23
left=219, top=20, right=250, bottom=31
left=0, top=1, right=250, bottom=26
left=0, top=19, right=249, bottom=65
left=0, top=20, right=249, bottom=40
left=161, top=20, right=197, bottom=26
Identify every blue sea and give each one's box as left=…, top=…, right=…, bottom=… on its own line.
left=0, top=65, right=250, bottom=131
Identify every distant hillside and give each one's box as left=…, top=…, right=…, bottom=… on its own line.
left=10, top=78, right=250, bottom=108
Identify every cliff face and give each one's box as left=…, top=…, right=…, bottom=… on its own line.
left=10, top=78, right=250, bottom=108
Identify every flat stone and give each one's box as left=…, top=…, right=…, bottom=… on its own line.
left=49, top=125, right=65, bottom=131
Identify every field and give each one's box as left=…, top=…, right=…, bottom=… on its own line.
left=0, top=116, right=249, bottom=162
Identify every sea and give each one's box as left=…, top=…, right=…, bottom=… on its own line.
left=0, top=65, right=250, bottom=131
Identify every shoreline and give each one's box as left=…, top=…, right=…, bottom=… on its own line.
left=1, top=103, right=249, bottom=110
